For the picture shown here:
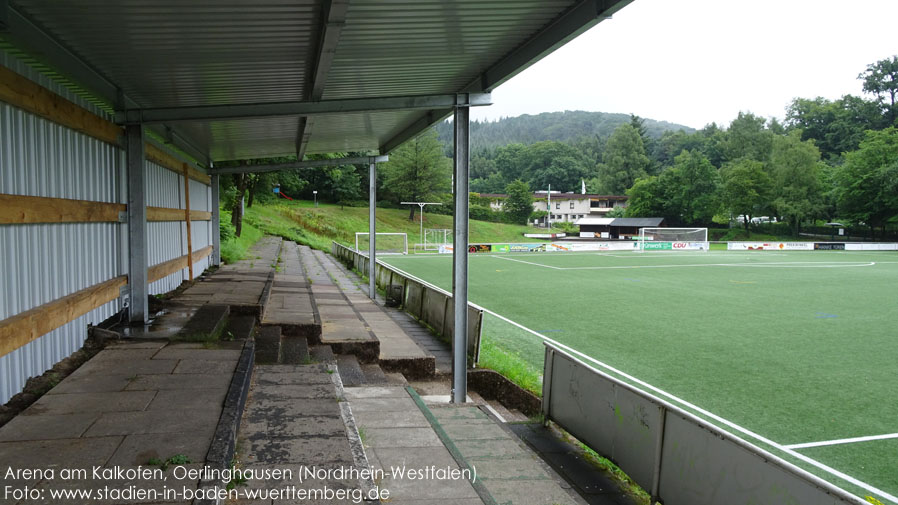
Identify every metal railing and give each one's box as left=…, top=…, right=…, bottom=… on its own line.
left=331, top=242, right=482, bottom=363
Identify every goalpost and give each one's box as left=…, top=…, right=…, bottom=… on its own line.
left=424, top=229, right=451, bottom=251
left=638, top=227, right=709, bottom=251
left=355, top=232, right=409, bottom=255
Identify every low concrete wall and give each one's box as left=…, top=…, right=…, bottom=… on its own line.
left=332, top=242, right=482, bottom=364
left=541, top=343, right=866, bottom=505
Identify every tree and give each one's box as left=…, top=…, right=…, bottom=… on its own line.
left=521, top=141, right=591, bottom=191
left=785, top=95, right=882, bottom=160
left=504, top=180, right=534, bottom=224
left=719, top=112, right=774, bottom=163
left=859, top=56, right=898, bottom=125
left=596, top=124, right=650, bottom=194
left=625, top=176, right=668, bottom=218
left=719, top=159, right=772, bottom=232
left=380, top=129, right=451, bottom=220
left=665, top=150, right=720, bottom=226
left=769, top=132, right=823, bottom=234
left=833, top=127, right=898, bottom=238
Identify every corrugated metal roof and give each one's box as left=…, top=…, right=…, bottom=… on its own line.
left=5, top=0, right=633, bottom=163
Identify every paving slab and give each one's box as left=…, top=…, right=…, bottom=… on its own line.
left=146, top=388, right=228, bottom=411
left=124, top=373, right=233, bottom=391
left=83, top=408, right=223, bottom=437
left=22, top=391, right=156, bottom=416
left=0, top=412, right=99, bottom=441
left=106, top=431, right=215, bottom=467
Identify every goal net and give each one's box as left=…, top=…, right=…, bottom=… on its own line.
left=355, top=232, right=408, bottom=255
left=424, top=229, right=451, bottom=251
left=638, top=227, right=709, bottom=251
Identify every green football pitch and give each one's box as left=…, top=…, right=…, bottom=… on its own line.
left=381, top=249, right=898, bottom=503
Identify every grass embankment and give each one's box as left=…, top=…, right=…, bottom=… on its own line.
left=221, top=200, right=543, bottom=260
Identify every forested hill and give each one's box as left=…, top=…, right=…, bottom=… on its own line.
left=434, top=110, right=694, bottom=150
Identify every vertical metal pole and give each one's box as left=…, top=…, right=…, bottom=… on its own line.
left=126, top=124, right=148, bottom=324
left=452, top=101, right=470, bottom=404
left=547, top=184, right=551, bottom=229
left=211, top=173, right=221, bottom=266
left=369, top=159, right=376, bottom=300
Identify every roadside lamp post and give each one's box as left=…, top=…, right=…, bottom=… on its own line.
left=313, top=190, right=318, bottom=207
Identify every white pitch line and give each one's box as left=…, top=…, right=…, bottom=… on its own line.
left=491, top=255, right=564, bottom=270
left=473, top=307, right=898, bottom=504
left=786, top=432, right=898, bottom=450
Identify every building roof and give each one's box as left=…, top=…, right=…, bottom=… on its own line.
left=2, top=0, right=634, bottom=166
left=479, top=193, right=628, bottom=200
left=575, top=217, right=665, bottom=227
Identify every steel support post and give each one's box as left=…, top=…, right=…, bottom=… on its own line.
left=452, top=104, right=470, bottom=404
left=211, top=173, right=221, bottom=266
left=126, top=124, right=148, bottom=324
left=369, top=159, right=376, bottom=300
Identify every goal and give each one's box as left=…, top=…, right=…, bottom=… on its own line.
left=638, top=227, right=709, bottom=251
left=355, top=232, right=409, bottom=255
left=424, top=228, right=451, bottom=251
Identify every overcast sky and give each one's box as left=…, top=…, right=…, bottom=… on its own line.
left=471, top=0, right=898, bottom=130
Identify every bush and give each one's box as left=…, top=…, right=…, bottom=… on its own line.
left=469, top=205, right=505, bottom=223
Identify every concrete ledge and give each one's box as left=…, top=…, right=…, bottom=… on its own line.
left=327, top=340, right=380, bottom=364
left=381, top=356, right=436, bottom=380
left=205, top=341, right=254, bottom=469
left=176, top=304, right=230, bottom=341
left=468, top=368, right=541, bottom=417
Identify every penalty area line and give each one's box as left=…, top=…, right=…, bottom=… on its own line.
left=786, top=432, right=898, bottom=450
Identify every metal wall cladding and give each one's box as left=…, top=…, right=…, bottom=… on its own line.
left=0, top=51, right=214, bottom=403
left=0, top=57, right=124, bottom=402
left=145, top=162, right=214, bottom=294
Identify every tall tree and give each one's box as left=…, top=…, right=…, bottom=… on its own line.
left=503, top=180, right=534, bottom=224
left=769, top=132, right=823, bottom=235
left=596, top=124, right=650, bottom=194
left=665, top=150, right=720, bottom=226
left=625, top=176, right=668, bottom=218
left=834, top=127, right=898, bottom=238
left=859, top=55, right=898, bottom=125
left=785, top=95, right=882, bottom=160
left=380, top=129, right=451, bottom=220
left=719, top=112, right=774, bottom=163
left=719, top=159, right=772, bottom=232
left=520, top=141, right=591, bottom=191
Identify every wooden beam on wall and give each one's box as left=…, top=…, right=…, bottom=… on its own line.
left=147, top=245, right=213, bottom=284
left=0, top=275, right=127, bottom=358
left=147, top=206, right=211, bottom=222
left=0, top=193, right=125, bottom=224
left=145, top=143, right=211, bottom=185
left=0, top=65, right=210, bottom=184
left=0, top=65, right=123, bottom=145
left=183, top=163, right=195, bottom=280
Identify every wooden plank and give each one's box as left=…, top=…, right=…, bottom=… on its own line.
left=0, top=193, right=125, bottom=224
left=145, top=143, right=211, bottom=185
left=0, top=65, right=122, bottom=145
left=0, top=276, right=127, bottom=358
left=146, top=207, right=212, bottom=222
left=183, top=163, right=194, bottom=280
left=147, top=245, right=213, bottom=284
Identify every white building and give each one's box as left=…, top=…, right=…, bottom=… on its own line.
left=480, top=192, right=628, bottom=226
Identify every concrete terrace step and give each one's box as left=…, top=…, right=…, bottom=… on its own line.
left=309, top=344, right=336, bottom=364
left=224, top=314, right=256, bottom=341
left=175, top=303, right=229, bottom=341
left=235, top=363, right=375, bottom=496
left=177, top=235, right=281, bottom=315
left=279, top=335, right=310, bottom=365
left=336, top=354, right=366, bottom=387
left=297, top=245, right=379, bottom=363
left=255, top=326, right=281, bottom=364
left=261, top=240, right=320, bottom=339
left=304, top=246, right=436, bottom=378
